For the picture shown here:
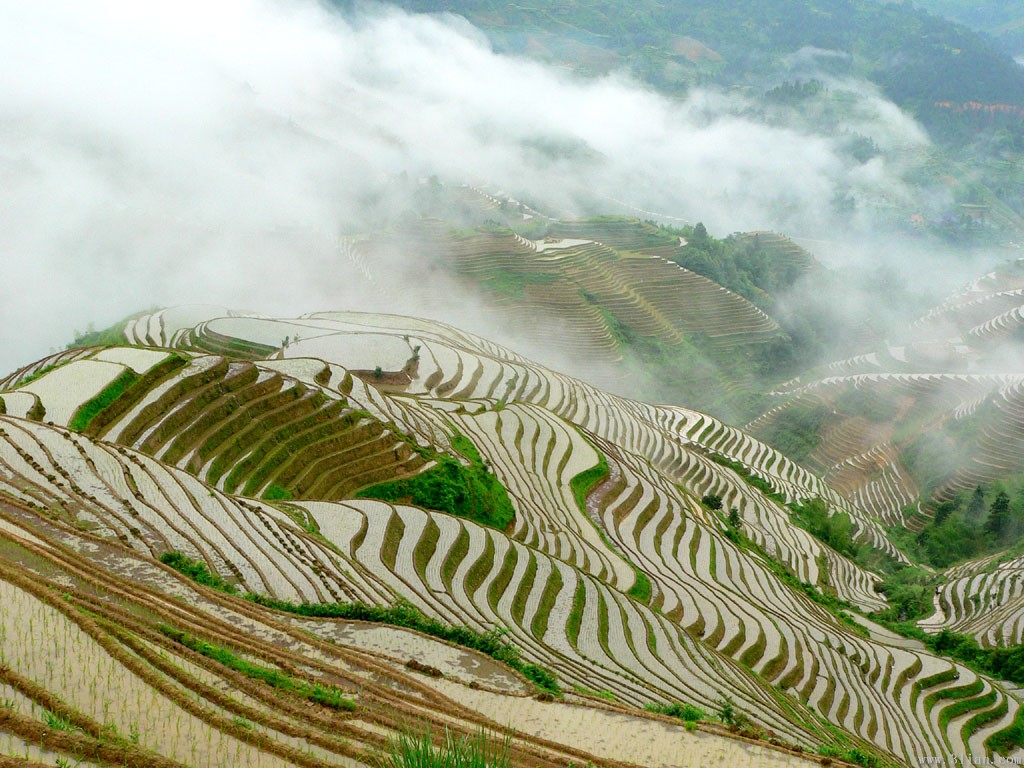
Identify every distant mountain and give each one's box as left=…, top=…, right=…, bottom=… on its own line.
left=326, top=0, right=1024, bottom=244
left=335, top=0, right=1024, bottom=142
left=911, top=1, right=1024, bottom=59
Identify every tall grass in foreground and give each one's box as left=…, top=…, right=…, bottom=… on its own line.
left=377, top=728, right=512, bottom=768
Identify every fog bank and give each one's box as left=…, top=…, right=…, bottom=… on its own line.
left=0, top=0, right=981, bottom=375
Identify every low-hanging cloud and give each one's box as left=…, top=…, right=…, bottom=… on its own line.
left=0, top=0, right=971, bottom=376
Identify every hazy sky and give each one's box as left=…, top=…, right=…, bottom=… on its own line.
left=0, top=0, right=980, bottom=374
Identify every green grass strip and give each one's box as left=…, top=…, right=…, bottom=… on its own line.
left=158, top=625, right=355, bottom=711
left=939, top=689, right=995, bottom=735
left=567, top=441, right=654, bottom=605
left=708, top=453, right=787, bottom=505
left=960, top=693, right=1005, bottom=743
left=627, top=570, right=652, bottom=603
left=245, top=594, right=559, bottom=694
left=569, top=451, right=609, bottom=512
left=69, top=368, right=139, bottom=431
left=911, top=668, right=959, bottom=710
left=923, top=678, right=984, bottom=713
left=160, top=551, right=238, bottom=594
left=987, top=700, right=1024, bottom=755
left=566, top=580, right=586, bottom=649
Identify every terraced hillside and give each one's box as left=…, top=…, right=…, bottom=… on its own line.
left=0, top=441, right=830, bottom=768
left=339, top=206, right=787, bottom=413
left=0, top=345, right=430, bottom=502
left=748, top=259, right=1024, bottom=523
left=921, top=552, right=1024, bottom=648
left=110, top=307, right=895, bottom=604
left=5, top=307, right=1024, bottom=766
left=748, top=373, right=1024, bottom=524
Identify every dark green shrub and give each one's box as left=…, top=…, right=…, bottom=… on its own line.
left=701, top=494, right=723, bottom=511
left=645, top=701, right=706, bottom=722
left=69, top=369, right=139, bottom=431
left=263, top=484, right=294, bottom=501
left=357, top=432, right=515, bottom=531
left=159, top=551, right=238, bottom=594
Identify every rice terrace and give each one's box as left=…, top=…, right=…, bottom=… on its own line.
left=0, top=302, right=1016, bottom=768
left=8, top=0, right=1024, bottom=767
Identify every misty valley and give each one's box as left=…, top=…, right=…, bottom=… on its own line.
left=4, top=1, right=1024, bottom=768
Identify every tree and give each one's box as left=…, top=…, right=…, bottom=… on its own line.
left=933, top=499, right=957, bottom=526
left=966, top=486, right=986, bottom=519
left=728, top=507, right=742, bottom=531
left=985, top=491, right=1011, bottom=540
left=919, top=515, right=980, bottom=567
left=716, top=697, right=736, bottom=726
left=701, top=494, right=723, bottom=511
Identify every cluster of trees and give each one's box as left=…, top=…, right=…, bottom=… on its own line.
left=666, top=222, right=887, bottom=393
left=789, top=497, right=859, bottom=561
left=701, top=494, right=743, bottom=541
left=763, top=79, right=826, bottom=106
left=754, top=403, right=829, bottom=464
left=874, top=565, right=933, bottom=623
left=907, top=486, right=1024, bottom=568
left=928, top=629, right=1024, bottom=687
left=671, top=223, right=806, bottom=312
